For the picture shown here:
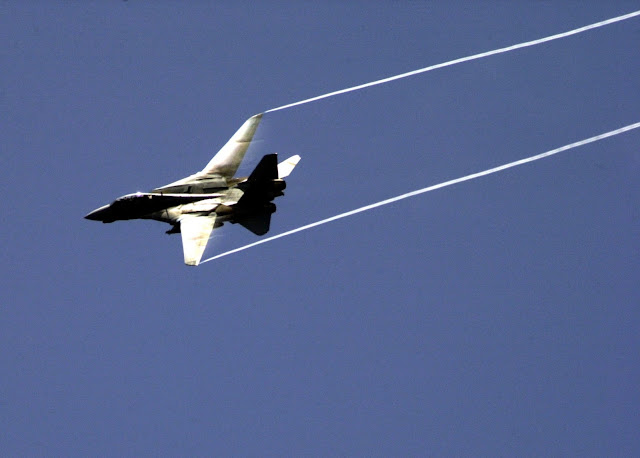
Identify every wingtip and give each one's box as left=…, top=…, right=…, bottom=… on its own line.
left=184, top=257, right=200, bottom=266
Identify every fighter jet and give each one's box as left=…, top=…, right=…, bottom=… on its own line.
left=85, top=113, right=301, bottom=266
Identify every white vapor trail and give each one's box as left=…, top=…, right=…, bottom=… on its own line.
left=201, top=121, right=640, bottom=264
left=265, top=10, right=640, bottom=113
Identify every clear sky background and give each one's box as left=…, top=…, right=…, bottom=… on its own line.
left=2, top=1, right=639, bottom=455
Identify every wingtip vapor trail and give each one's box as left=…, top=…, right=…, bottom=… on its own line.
left=264, top=10, right=640, bottom=113
left=201, top=10, right=640, bottom=263
left=200, top=121, right=640, bottom=264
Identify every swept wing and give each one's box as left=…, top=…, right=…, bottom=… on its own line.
left=201, top=113, right=263, bottom=178
left=157, top=113, right=263, bottom=190
left=180, top=214, right=217, bottom=266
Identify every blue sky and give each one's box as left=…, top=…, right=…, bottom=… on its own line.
left=3, top=1, right=640, bottom=455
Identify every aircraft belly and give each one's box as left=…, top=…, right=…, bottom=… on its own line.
left=180, top=198, right=223, bottom=214
left=147, top=205, right=184, bottom=224
left=148, top=197, right=223, bottom=223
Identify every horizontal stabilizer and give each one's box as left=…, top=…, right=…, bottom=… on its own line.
left=278, top=155, right=301, bottom=178
left=236, top=211, right=271, bottom=236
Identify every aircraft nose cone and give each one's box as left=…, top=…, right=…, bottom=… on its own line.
left=85, top=204, right=111, bottom=221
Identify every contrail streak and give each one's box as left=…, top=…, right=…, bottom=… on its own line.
left=265, top=10, right=640, bottom=113
left=201, top=121, right=640, bottom=263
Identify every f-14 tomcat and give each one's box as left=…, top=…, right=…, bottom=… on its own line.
left=85, top=114, right=300, bottom=266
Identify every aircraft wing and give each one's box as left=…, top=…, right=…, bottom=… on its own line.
left=200, top=113, right=263, bottom=178
left=179, top=214, right=217, bottom=266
